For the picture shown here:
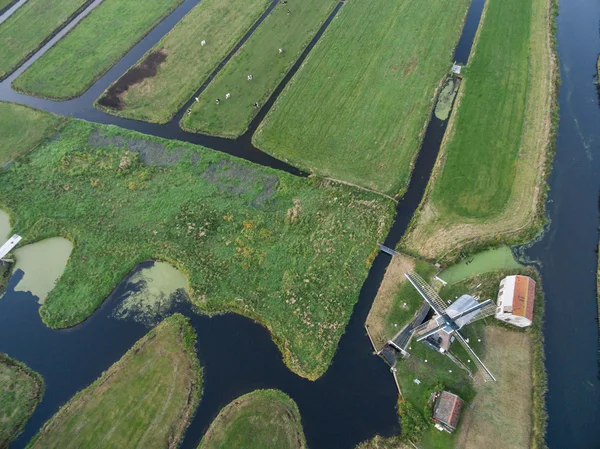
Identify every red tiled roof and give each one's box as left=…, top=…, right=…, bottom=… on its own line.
left=512, top=276, right=535, bottom=320
left=433, top=391, right=464, bottom=429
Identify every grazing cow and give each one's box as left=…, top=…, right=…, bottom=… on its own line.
left=225, top=93, right=231, bottom=99
left=216, top=99, right=220, bottom=104
left=247, top=74, right=253, bottom=80
left=201, top=40, right=206, bottom=46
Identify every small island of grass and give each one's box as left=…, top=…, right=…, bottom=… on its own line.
left=28, top=314, right=202, bottom=449
left=0, top=354, right=44, bottom=447
left=198, top=389, right=306, bottom=449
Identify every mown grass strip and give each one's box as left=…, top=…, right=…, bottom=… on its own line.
left=402, top=0, right=556, bottom=260
left=28, top=314, right=202, bottom=449
left=96, top=0, right=272, bottom=123
left=198, top=389, right=306, bottom=449
left=0, top=0, right=89, bottom=80
left=0, top=102, right=65, bottom=165
left=253, top=0, right=470, bottom=196
left=12, top=0, right=184, bottom=100
left=0, top=353, right=44, bottom=447
left=0, top=117, right=393, bottom=379
left=180, top=0, right=339, bottom=138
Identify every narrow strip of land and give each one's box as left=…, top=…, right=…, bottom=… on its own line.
left=12, top=0, right=184, bottom=100
left=28, top=314, right=202, bottom=449
left=180, top=0, right=339, bottom=138
left=0, top=0, right=89, bottom=79
left=96, top=0, right=272, bottom=123
left=198, top=390, right=306, bottom=449
left=0, top=353, right=44, bottom=447
left=402, top=0, right=554, bottom=259
left=253, top=0, right=471, bottom=196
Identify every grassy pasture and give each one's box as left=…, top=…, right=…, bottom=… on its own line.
left=0, top=0, right=88, bottom=79
left=402, top=0, right=554, bottom=259
left=0, top=117, right=393, bottom=379
left=253, top=0, right=470, bottom=196
left=0, top=354, right=44, bottom=447
left=12, top=0, right=184, bottom=100
left=28, top=314, right=202, bottom=449
left=198, top=389, right=306, bottom=449
left=96, top=0, right=272, bottom=123
left=180, top=0, right=339, bottom=138
left=0, top=102, right=65, bottom=165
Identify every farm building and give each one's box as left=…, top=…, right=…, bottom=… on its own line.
left=495, top=275, right=535, bottom=327
left=432, top=390, right=464, bottom=432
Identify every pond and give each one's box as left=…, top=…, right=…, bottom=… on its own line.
left=438, top=246, right=522, bottom=285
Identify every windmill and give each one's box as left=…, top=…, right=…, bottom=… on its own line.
left=404, top=270, right=497, bottom=382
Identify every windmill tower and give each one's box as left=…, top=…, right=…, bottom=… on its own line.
left=404, top=270, right=497, bottom=382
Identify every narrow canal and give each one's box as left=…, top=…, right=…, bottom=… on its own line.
left=0, top=0, right=598, bottom=447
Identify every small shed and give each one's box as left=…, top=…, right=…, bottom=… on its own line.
left=432, top=391, right=464, bottom=432
left=495, top=275, right=535, bottom=327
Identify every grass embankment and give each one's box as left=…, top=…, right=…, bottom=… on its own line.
left=0, top=354, right=44, bottom=447
left=0, top=102, right=65, bottom=165
left=253, top=0, right=470, bottom=196
left=0, top=119, right=393, bottom=379
left=28, top=314, right=202, bottom=448
left=12, top=0, right=184, bottom=100
left=392, top=268, right=546, bottom=448
left=402, top=0, right=556, bottom=260
left=198, top=390, right=306, bottom=449
left=96, top=0, right=272, bottom=123
left=365, top=254, right=435, bottom=350
left=355, top=436, right=409, bottom=449
left=0, top=0, right=89, bottom=80
left=0, top=0, right=13, bottom=11
left=180, top=0, right=339, bottom=138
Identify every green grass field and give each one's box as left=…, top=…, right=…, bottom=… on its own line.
left=428, top=0, right=532, bottom=219
left=253, top=0, right=470, bottom=195
left=0, top=0, right=13, bottom=11
left=180, top=0, right=339, bottom=138
left=402, top=0, right=554, bottom=260
left=12, top=0, right=184, bottom=100
left=0, top=0, right=88, bottom=79
left=0, top=354, right=44, bottom=447
left=28, top=314, right=202, bottom=449
left=198, top=390, right=306, bottom=449
left=96, top=0, right=272, bottom=123
left=0, top=116, right=393, bottom=379
left=0, top=102, right=65, bottom=165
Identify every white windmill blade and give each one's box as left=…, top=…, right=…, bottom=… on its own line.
left=404, top=271, right=448, bottom=315
left=413, top=320, right=445, bottom=341
left=454, top=331, right=496, bottom=382
left=448, top=299, right=495, bottom=326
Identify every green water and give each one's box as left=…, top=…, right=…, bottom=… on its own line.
left=434, top=78, right=459, bottom=121
left=112, top=261, right=189, bottom=326
left=437, top=246, right=522, bottom=285
left=12, top=237, right=74, bottom=303
left=0, top=209, right=10, bottom=242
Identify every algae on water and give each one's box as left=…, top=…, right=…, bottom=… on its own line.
left=438, top=246, right=522, bottom=285
left=434, top=78, right=459, bottom=121
left=0, top=210, right=10, bottom=242
left=112, top=261, right=189, bottom=326
left=13, top=237, right=73, bottom=303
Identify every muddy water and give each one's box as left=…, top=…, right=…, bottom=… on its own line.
left=112, top=261, right=189, bottom=326
left=438, top=247, right=522, bottom=285
left=0, top=210, right=10, bottom=242
left=11, top=237, right=73, bottom=303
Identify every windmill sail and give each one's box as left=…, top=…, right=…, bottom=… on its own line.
left=404, top=271, right=448, bottom=315
left=454, top=330, right=496, bottom=382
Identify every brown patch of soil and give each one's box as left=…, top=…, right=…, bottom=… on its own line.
left=98, top=50, right=168, bottom=110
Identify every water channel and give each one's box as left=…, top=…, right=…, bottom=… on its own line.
left=0, top=0, right=598, bottom=447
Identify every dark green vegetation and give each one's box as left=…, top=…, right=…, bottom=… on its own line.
left=28, top=314, right=202, bottom=449
left=253, top=0, right=470, bottom=195
left=0, top=102, right=65, bottom=165
left=12, top=0, right=184, bottom=100
left=393, top=267, right=547, bottom=448
left=198, top=389, right=306, bottom=449
left=0, top=354, right=44, bottom=447
left=0, top=118, right=393, bottom=379
left=97, top=0, right=272, bottom=123
left=180, top=0, right=339, bottom=138
left=403, top=0, right=556, bottom=260
left=0, top=0, right=88, bottom=79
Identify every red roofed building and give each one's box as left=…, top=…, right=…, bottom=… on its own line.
left=432, top=391, right=464, bottom=433
left=495, top=275, right=536, bottom=327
